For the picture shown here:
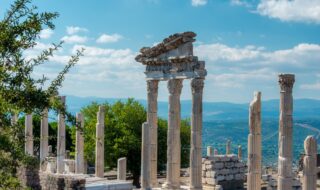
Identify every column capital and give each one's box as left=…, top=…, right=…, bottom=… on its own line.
left=168, top=79, right=183, bottom=95
left=191, top=78, right=204, bottom=94
left=147, top=80, right=159, bottom=94
left=278, top=74, right=295, bottom=91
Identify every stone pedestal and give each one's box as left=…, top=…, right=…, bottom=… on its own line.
left=247, top=92, right=262, bottom=190
left=147, top=80, right=159, bottom=187
left=141, top=122, right=151, bottom=189
left=75, top=113, right=85, bottom=174
left=117, top=157, right=127, bottom=180
left=189, top=78, right=204, bottom=190
left=25, top=114, right=33, bottom=155
left=277, top=74, right=295, bottom=190
left=57, top=96, right=66, bottom=174
left=302, top=136, right=317, bottom=190
left=163, top=79, right=183, bottom=190
left=95, top=106, right=105, bottom=178
left=40, top=109, right=49, bottom=161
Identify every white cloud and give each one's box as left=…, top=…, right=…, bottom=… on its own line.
left=230, top=0, right=252, bottom=8
left=96, top=33, right=123, bottom=43
left=191, top=0, right=207, bottom=7
left=39, top=29, right=54, bottom=39
left=61, top=35, right=88, bottom=44
left=257, top=0, right=320, bottom=24
left=301, top=82, right=320, bottom=90
left=66, top=26, right=88, bottom=35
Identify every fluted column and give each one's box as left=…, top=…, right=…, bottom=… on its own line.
left=278, top=74, right=295, bottom=190
left=95, top=106, right=105, bottom=178
left=25, top=114, right=33, bottom=155
left=190, top=78, right=204, bottom=190
left=141, top=122, right=151, bottom=190
left=302, top=136, right=317, bottom=190
left=57, top=96, right=66, bottom=174
left=147, top=80, right=159, bottom=186
left=163, top=79, right=183, bottom=190
left=40, top=109, right=49, bottom=161
left=247, top=92, right=262, bottom=190
left=75, top=113, right=85, bottom=174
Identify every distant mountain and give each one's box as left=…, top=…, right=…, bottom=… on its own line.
left=64, top=96, right=320, bottom=121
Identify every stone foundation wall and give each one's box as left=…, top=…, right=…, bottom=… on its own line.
left=262, top=174, right=302, bottom=190
left=17, top=165, right=41, bottom=190
left=202, top=154, right=246, bottom=190
left=40, top=172, right=86, bottom=190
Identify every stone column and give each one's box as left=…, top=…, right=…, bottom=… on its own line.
left=40, top=109, right=49, bottom=161
left=247, top=92, right=262, bottom=190
left=25, top=114, right=33, bottom=155
left=141, top=122, right=151, bottom=189
left=190, top=78, right=204, bottom=190
left=147, top=80, right=159, bottom=186
left=117, top=157, right=127, bottom=180
left=75, top=113, right=85, bottom=174
left=163, top=79, right=183, bottom=190
left=302, top=136, right=317, bottom=190
left=95, top=106, right=105, bottom=178
left=214, top=149, right=218, bottom=156
left=207, top=146, right=213, bottom=157
left=57, top=96, right=66, bottom=174
left=238, top=145, right=242, bottom=160
left=226, top=140, right=231, bottom=155
left=277, top=74, right=295, bottom=190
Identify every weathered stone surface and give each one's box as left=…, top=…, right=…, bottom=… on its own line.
left=226, top=140, right=231, bottom=155
left=237, top=145, right=242, bottom=160
left=247, top=91, right=262, bottom=190
left=40, top=172, right=86, bottom=190
left=40, top=109, right=49, bottom=162
left=302, top=136, right=317, bottom=190
left=57, top=96, right=66, bottom=174
left=17, top=165, right=40, bottom=190
left=95, top=106, right=105, bottom=178
left=277, top=74, right=295, bottom=190
left=117, top=157, right=127, bottom=180
left=141, top=122, right=151, bottom=189
left=207, top=146, right=213, bottom=157
left=25, top=114, right=33, bottom=155
left=75, top=113, right=85, bottom=174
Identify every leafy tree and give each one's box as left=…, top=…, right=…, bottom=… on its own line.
left=0, top=0, right=82, bottom=187
left=80, top=99, right=191, bottom=187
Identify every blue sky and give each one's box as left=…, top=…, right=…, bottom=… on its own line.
left=1, top=0, right=320, bottom=102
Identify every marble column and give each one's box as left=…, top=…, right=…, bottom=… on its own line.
left=207, top=146, right=213, bottom=157
left=75, top=113, right=85, bottom=174
left=226, top=140, right=231, bottom=155
left=214, top=149, right=218, bottom=156
left=190, top=78, right=204, bottom=190
left=57, top=96, right=66, bottom=174
left=247, top=92, right=262, bottom=190
left=40, top=109, right=49, bottom=161
left=302, top=136, right=317, bottom=190
left=277, top=74, right=295, bottom=190
left=238, top=145, right=242, bottom=160
left=25, top=114, right=33, bottom=155
left=147, top=80, right=159, bottom=186
left=141, top=122, right=151, bottom=189
left=117, top=157, right=127, bottom=180
left=163, top=79, right=183, bottom=190
left=95, top=106, right=105, bottom=178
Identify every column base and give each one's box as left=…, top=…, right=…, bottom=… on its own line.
left=162, top=182, right=181, bottom=190
left=189, top=187, right=203, bottom=190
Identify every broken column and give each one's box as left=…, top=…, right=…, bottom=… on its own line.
left=226, top=140, right=231, bottom=155
left=75, top=113, right=84, bottom=174
left=25, top=114, right=33, bottom=155
left=238, top=145, right=242, bottom=160
left=247, top=91, right=262, bottom=190
left=190, top=78, right=204, bottom=190
left=141, top=122, right=151, bottom=189
left=40, top=109, right=49, bottom=161
left=147, top=80, right=159, bottom=186
left=214, top=149, right=218, bottom=156
left=95, top=106, right=105, bottom=178
left=163, top=79, right=183, bottom=189
left=302, top=136, right=317, bottom=190
left=207, top=146, right=213, bottom=157
left=277, top=74, right=295, bottom=190
left=57, top=96, right=66, bottom=174
left=117, top=157, right=127, bottom=180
